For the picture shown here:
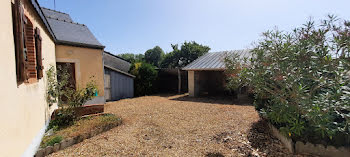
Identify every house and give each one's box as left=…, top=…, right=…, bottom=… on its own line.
left=103, top=51, right=134, bottom=101
left=0, top=0, right=58, bottom=156
left=42, top=7, right=106, bottom=105
left=183, top=50, right=251, bottom=97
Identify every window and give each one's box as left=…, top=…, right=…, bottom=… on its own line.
left=12, top=0, right=43, bottom=84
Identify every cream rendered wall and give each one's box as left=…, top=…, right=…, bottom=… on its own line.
left=0, top=0, right=57, bottom=156
left=56, top=45, right=105, bottom=98
left=188, top=71, right=199, bottom=97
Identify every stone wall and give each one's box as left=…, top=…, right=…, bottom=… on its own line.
left=268, top=122, right=350, bottom=157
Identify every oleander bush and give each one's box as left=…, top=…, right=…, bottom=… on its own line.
left=225, top=15, right=350, bottom=146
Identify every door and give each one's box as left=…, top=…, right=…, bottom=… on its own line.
left=56, top=62, right=76, bottom=102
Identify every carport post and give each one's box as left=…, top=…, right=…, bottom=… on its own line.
left=188, top=71, right=199, bottom=97
left=178, top=68, right=181, bottom=94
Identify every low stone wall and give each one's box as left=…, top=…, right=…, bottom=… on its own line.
left=268, top=123, right=350, bottom=157
left=34, top=116, right=121, bottom=157
left=51, top=104, right=104, bottom=119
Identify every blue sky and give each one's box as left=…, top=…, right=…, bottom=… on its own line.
left=38, top=0, right=350, bottom=55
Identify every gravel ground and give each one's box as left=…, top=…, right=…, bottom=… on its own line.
left=48, top=94, right=305, bottom=157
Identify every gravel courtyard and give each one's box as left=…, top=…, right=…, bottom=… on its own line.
left=49, top=94, right=298, bottom=157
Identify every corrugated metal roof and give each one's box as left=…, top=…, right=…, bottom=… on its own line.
left=103, top=51, right=131, bottom=73
left=182, top=50, right=251, bottom=71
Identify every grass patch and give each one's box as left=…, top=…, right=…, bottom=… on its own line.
left=42, top=136, right=63, bottom=147
left=40, top=114, right=121, bottom=148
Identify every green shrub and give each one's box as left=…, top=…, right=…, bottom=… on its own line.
left=64, top=79, right=98, bottom=108
left=46, top=65, right=59, bottom=107
left=225, top=15, right=350, bottom=146
left=130, top=62, right=158, bottom=96
left=45, top=136, right=63, bottom=147
left=48, top=111, right=76, bottom=130
left=46, top=64, right=99, bottom=129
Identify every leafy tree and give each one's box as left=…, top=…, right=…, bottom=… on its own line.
left=161, top=41, right=210, bottom=68
left=118, top=53, right=144, bottom=63
left=144, top=46, right=164, bottom=67
left=130, top=62, right=158, bottom=96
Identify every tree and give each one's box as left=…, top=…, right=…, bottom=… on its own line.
left=144, top=46, right=164, bottom=67
left=130, top=62, right=158, bottom=96
left=118, top=53, right=144, bottom=63
left=161, top=41, right=210, bottom=68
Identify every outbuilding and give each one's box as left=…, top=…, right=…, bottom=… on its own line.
left=103, top=51, right=135, bottom=101
left=183, top=50, right=251, bottom=97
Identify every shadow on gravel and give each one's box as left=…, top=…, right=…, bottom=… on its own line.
left=205, top=152, right=225, bottom=157
left=247, top=120, right=296, bottom=157
left=168, top=94, right=253, bottom=106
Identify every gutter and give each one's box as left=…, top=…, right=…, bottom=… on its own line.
left=182, top=68, right=226, bottom=71
left=57, top=40, right=105, bottom=50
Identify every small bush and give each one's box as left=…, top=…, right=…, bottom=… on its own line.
left=64, top=79, right=98, bottom=108
left=48, top=111, right=76, bottom=130
left=130, top=62, right=158, bottom=96
left=46, top=64, right=99, bottom=129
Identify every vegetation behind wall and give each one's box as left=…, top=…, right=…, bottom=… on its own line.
left=130, top=62, right=158, bottom=96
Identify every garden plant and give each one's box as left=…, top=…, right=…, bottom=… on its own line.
left=225, top=15, right=350, bottom=146
left=46, top=64, right=99, bottom=129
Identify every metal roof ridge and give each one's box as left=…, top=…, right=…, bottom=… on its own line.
left=104, top=65, right=135, bottom=78
left=104, top=51, right=132, bottom=63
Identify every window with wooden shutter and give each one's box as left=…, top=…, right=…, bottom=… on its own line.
left=35, top=28, right=43, bottom=79
left=12, top=0, right=41, bottom=84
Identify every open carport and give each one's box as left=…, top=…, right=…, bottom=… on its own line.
left=183, top=50, right=251, bottom=97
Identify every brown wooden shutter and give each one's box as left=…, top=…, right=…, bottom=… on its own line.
left=13, top=0, right=27, bottom=83
left=20, top=5, right=29, bottom=82
left=35, top=28, right=43, bottom=79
